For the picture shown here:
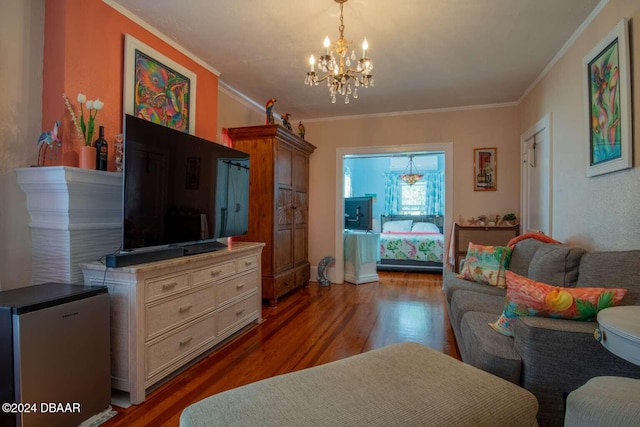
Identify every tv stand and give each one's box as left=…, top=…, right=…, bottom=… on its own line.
left=80, top=241, right=264, bottom=405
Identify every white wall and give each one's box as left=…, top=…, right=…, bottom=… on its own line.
left=0, top=0, right=45, bottom=290
left=518, top=0, right=640, bottom=251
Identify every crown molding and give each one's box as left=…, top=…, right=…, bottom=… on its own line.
left=102, top=0, right=220, bottom=76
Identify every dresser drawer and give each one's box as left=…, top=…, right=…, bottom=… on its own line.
left=146, top=311, right=217, bottom=379
left=192, top=261, right=236, bottom=286
left=236, top=254, right=259, bottom=273
left=217, top=271, right=259, bottom=307
left=274, top=271, right=296, bottom=298
left=295, top=264, right=310, bottom=287
left=146, top=272, right=190, bottom=302
left=146, top=285, right=216, bottom=340
left=217, top=295, right=258, bottom=337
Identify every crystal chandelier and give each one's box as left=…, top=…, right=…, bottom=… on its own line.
left=304, top=0, right=374, bottom=104
left=400, top=155, right=423, bottom=185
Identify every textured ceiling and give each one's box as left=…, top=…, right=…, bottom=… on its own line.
left=109, top=0, right=602, bottom=120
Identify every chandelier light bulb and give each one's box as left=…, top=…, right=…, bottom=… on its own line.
left=324, top=36, right=330, bottom=54
left=362, top=38, right=368, bottom=57
left=309, top=55, right=315, bottom=71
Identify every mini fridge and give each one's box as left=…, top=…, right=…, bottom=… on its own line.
left=0, top=283, right=111, bottom=427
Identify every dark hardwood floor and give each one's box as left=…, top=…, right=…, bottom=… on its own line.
left=102, top=271, right=459, bottom=426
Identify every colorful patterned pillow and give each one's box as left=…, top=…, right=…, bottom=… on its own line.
left=457, top=242, right=512, bottom=287
left=489, top=270, right=627, bottom=336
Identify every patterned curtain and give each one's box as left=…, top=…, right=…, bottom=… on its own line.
left=423, top=172, right=444, bottom=215
left=383, top=172, right=400, bottom=214
left=384, top=171, right=444, bottom=215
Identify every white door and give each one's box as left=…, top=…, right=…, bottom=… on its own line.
left=521, top=115, right=551, bottom=235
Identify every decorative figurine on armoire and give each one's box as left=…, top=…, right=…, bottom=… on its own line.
left=281, top=113, right=292, bottom=130
left=298, top=121, right=306, bottom=139
left=265, top=98, right=277, bottom=124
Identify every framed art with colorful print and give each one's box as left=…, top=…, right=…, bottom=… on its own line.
left=124, top=34, right=197, bottom=134
left=583, top=19, right=632, bottom=177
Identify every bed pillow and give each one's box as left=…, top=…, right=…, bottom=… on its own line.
left=382, top=220, right=413, bottom=233
left=489, top=270, right=627, bottom=336
left=457, top=243, right=512, bottom=288
left=411, top=222, right=440, bottom=233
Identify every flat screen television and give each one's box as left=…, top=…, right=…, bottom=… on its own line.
left=344, top=196, right=373, bottom=231
left=122, top=114, right=250, bottom=253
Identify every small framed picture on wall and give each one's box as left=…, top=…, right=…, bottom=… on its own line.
left=474, top=148, right=497, bottom=191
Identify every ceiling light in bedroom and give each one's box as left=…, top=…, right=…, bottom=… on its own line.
left=304, top=0, right=374, bottom=105
left=400, top=155, right=423, bottom=185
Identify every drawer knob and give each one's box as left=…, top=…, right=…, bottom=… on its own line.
left=594, top=328, right=603, bottom=342
left=244, top=260, right=253, bottom=266
left=179, top=336, right=193, bottom=346
left=236, top=283, right=245, bottom=290
left=162, top=282, right=177, bottom=290
left=235, top=308, right=245, bottom=316
left=179, top=304, right=193, bottom=313
left=211, top=269, right=223, bottom=276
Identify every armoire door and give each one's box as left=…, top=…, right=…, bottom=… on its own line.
left=275, top=143, right=294, bottom=273
left=293, top=151, right=309, bottom=265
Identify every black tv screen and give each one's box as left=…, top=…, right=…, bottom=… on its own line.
left=344, top=196, right=373, bottom=231
left=123, top=115, right=250, bottom=251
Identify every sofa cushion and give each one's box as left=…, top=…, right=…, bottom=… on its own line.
left=460, top=311, right=522, bottom=384
left=449, top=291, right=505, bottom=356
left=527, top=244, right=585, bottom=287
left=577, top=250, right=640, bottom=305
left=457, top=243, right=513, bottom=288
left=508, top=238, right=547, bottom=276
left=442, top=272, right=506, bottom=305
left=490, top=271, right=627, bottom=336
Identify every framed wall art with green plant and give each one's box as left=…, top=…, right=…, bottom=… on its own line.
left=583, top=19, right=632, bottom=177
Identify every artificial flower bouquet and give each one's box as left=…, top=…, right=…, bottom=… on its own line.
left=63, top=93, right=104, bottom=146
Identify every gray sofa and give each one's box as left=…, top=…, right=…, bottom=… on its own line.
left=443, top=237, right=640, bottom=426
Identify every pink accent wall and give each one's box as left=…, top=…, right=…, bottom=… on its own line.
left=43, top=0, right=218, bottom=169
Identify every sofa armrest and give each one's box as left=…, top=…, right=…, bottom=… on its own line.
left=512, top=316, right=640, bottom=426
left=513, top=316, right=640, bottom=384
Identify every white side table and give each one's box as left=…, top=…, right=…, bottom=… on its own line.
left=343, top=231, right=380, bottom=285
left=565, top=306, right=640, bottom=427
left=595, top=306, right=640, bottom=365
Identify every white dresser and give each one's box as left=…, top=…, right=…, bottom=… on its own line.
left=80, top=242, right=264, bottom=405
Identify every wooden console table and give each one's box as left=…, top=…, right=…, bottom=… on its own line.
left=80, top=242, right=264, bottom=405
left=453, top=223, right=519, bottom=272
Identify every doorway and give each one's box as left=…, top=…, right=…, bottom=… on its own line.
left=520, top=114, right=552, bottom=235
left=334, top=143, right=454, bottom=283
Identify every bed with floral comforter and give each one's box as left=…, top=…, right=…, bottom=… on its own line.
left=377, top=215, right=445, bottom=272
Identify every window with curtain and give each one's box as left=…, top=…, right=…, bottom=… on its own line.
left=385, top=172, right=443, bottom=215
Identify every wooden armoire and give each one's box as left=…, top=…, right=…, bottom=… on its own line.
left=228, top=125, right=316, bottom=306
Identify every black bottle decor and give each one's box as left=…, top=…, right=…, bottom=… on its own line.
left=95, top=126, right=108, bottom=171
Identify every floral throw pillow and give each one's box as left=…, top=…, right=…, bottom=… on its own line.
left=457, top=242, right=512, bottom=288
left=489, top=270, right=627, bottom=336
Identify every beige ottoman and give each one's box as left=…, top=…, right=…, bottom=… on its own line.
left=180, top=342, right=538, bottom=426
left=565, top=376, right=640, bottom=427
